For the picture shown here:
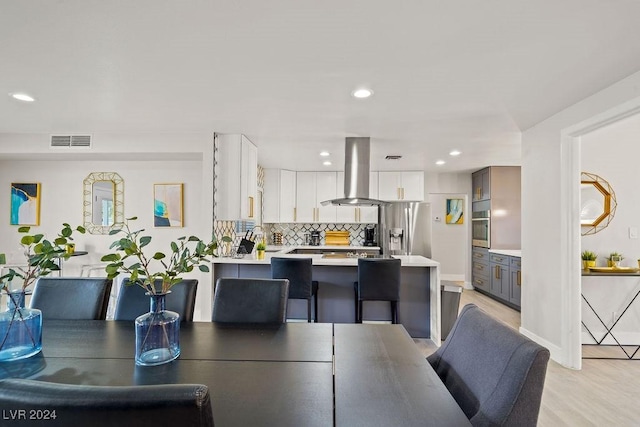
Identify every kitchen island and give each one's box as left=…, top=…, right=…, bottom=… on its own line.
left=212, top=247, right=442, bottom=342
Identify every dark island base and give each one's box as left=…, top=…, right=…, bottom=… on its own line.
left=213, top=263, right=431, bottom=338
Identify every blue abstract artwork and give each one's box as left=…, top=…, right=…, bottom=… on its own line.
left=154, top=183, right=183, bottom=227
left=11, top=183, right=41, bottom=225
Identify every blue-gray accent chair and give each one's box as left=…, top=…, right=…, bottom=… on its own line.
left=427, top=303, right=550, bottom=426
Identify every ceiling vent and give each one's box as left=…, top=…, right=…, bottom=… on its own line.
left=385, top=155, right=402, bottom=160
left=50, top=135, right=92, bottom=149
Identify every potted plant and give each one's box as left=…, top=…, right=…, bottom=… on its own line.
left=100, top=216, right=221, bottom=366
left=581, top=250, right=597, bottom=270
left=607, top=252, right=623, bottom=267
left=255, top=241, right=266, bottom=260
left=0, top=223, right=84, bottom=361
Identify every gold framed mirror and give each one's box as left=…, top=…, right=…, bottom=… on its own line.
left=581, top=171, right=617, bottom=236
left=83, top=172, right=124, bottom=234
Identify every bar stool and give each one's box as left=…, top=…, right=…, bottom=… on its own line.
left=271, top=257, right=319, bottom=322
left=354, top=258, right=401, bottom=324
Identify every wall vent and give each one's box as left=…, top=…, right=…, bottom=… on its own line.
left=385, top=155, right=402, bottom=160
left=50, top=135, right=92, bottom=149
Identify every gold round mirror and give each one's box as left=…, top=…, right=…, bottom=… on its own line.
left=581, top=172, right=617, bottom=236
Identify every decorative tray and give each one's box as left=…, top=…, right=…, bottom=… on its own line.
left=588, top=266, right=640, bottom=273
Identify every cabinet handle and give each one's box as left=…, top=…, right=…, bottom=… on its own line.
left=355, top=208, right=359, bottom=222
left=248, top=196, right=254, bottom=218
left=517, top=271, right=521, bottom=286
left=294, top=207, right=297, bottom=222
left=495, top=265, right=501, bottom=279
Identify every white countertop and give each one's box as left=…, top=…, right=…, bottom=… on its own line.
left=489, top=249, right=521, bottom=258
left=213, top=245, right=438, bottom=267
left=266, top=245, right=381, bottom=252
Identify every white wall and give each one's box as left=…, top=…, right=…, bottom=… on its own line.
left=429, top=193, right=469, bottom=283
left=0, top=132, right=215, bottom=320
left=580, top=113, right=640, bottom=343
left=426, top=172, right=473, bottom=284
left=522, top=70, right=640, bottom=367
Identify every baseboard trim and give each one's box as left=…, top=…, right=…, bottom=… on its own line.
left=519, top=326, right=565, bottom=367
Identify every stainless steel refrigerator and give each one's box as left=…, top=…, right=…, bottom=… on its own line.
left=379, top=202, right=432, bottom=258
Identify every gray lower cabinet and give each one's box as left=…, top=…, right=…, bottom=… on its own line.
left=472, top=248, right=521, bottom=310
left=490, top=254, right=510, bottom=301
left=472, top=247, right=490, bottom=292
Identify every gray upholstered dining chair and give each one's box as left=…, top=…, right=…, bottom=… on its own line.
left=30, top=277, right=112, bottom=320
left=0, top=379, right=214, bottom=427
left=270, top=257, right=319, bottom=322
left=427, top=303, right=550, bottom=427
left=212, top=278, right=289, bottom=323
left=113, top=278, right=198, bottom=321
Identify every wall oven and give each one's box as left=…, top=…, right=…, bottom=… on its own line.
left=472, top=210, right=490, bottom=248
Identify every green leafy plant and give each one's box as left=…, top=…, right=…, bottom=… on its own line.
left=101, top=217, right=229, bottom=294
left=0, top=223, right=85, bottom=293
left=581, top=251, right=597, bottom=261
left=255, top=241, right=266, bottom=251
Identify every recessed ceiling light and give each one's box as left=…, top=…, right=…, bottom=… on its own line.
left=435, top=160, right=446, bottom=166
left=10, top=93, right=35, bottom=102
left=323, top=161, right=332, bottom=166
left=352, top=88, right=373, bottom=99
left=449, top=150, right=461, bottom=156
left=320, top=151, right=330, bottom=157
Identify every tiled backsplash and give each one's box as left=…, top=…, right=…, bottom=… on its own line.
left=264, top=223, right=375, bottom=246
left=212, top=220, right=375, bottom=254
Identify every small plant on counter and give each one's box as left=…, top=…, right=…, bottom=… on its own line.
left=255, top=241, right=266, bottom=260
left=581, top=251, right=597, bottom=261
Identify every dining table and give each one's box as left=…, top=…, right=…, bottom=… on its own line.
left=0, top=320, right=470, bottom=427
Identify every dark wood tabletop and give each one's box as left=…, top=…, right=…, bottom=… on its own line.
left=0, top=321, right=468, bottom=427
left=40, top=320, right=334, bottom=362
left=334, top=324, right=471, bottom=427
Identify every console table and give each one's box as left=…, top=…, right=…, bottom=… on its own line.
left=581, top=270, right=640, bottom=360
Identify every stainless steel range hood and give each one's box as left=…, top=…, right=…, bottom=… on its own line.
left=321, top=137, right=388, bottom=206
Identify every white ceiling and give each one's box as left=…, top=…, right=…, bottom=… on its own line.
left=2, top=1, right=640, bottom=172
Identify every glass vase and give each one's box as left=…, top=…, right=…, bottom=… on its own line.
left=0, top=290, right=42, bottom=361
left=135, top=292, right=180, bottom=366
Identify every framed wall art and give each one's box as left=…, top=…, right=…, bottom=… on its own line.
left=154, top=183, right=183, bottom=227
left=445, top=198, right=464, bottom=224
left=10, top=182, right=41, bottom=225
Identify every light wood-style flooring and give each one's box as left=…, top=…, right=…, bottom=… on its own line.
left=415, top=289, right=640, bottom=426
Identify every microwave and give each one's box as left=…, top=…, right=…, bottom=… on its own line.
left=472, top=210, right=490, bottom=248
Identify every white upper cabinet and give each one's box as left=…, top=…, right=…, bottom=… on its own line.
left=215, top=134, right=258, bottom=221
left=263, top=169, right=296, bottom=223
left=378, top=171, right=424, bottom=201
left=295, top=171, right=337, bottom=223
left=359, top=172, right=379, bottom=223
left=335, top=171, right=379, bottom=223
